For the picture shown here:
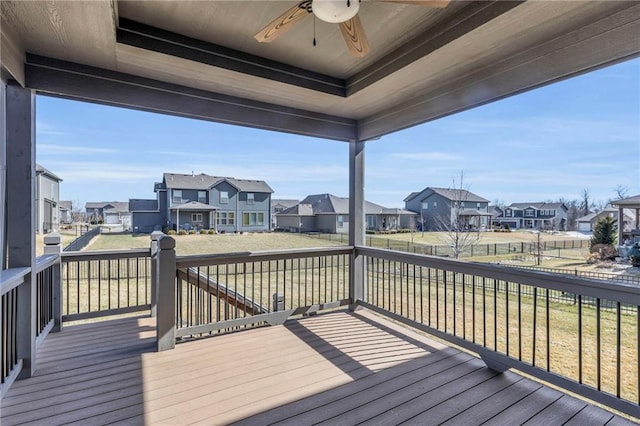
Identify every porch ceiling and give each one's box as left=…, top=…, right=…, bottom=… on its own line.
left=1, top=1, right=639, bottom=141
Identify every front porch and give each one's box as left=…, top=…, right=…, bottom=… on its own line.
left=2, top=311, right=632, bottom=425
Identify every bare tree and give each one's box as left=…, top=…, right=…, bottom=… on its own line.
left=580, top=189, right=591, bottom=217
left=436, top=171, right=481, bottom=259
left=70, top=200, right=85, bottom=223
left=613, top=184, right=629, bottom=201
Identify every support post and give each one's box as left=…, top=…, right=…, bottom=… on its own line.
left=6, top=82, right=36, bottom=378
left=272, top=293, right=284, bottom=312
left=149, top=230, right=164, bottom=317
left=43, top=233, right=63, bottom=332
left=156, top=235, right=176, bottom=351
left=349, top=140, right=366, bottom=309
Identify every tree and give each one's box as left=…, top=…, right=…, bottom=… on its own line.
left=580, top=189, right=592, bottom=217
left=436, top=171, right=481, bottom=259
left=613, top=184, right=629, bottom=201
left=590, top=216, right=617, bottom=248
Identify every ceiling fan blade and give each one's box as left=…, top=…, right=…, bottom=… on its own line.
left=374, top=0, right=450, bottom=7
left=254, top=2, right=311, bottom=43
left=339, top=16, right=370, bottom=58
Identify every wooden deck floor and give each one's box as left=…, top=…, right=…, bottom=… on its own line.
left=1, top=310, right=635, bottom=426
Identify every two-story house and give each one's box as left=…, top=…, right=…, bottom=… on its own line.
left=131, top=172, right=273, bottom=233
left=35, top=164, right=62, bottom=234
left=404, top=187, right=491, bottom=232
left=496, top=202, right=568, bottom=230
left=271, top=199, right=299, bottom=229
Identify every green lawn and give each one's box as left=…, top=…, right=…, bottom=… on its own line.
left=86, top=232, right=342, bottom=255
left=379, top=230, right=587, bottom=245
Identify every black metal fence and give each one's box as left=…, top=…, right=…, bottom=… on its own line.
left=308, top=232, right=589, bottom=258
left=63, top=226, right=100, bottom=252
left=514, top=265, right=640, bottom=286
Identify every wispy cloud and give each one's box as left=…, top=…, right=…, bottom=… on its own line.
left=36, top=121, right=67, bottom=136
left=39, top=144, right=118, bottom=154
left=390, top=152, right=461, bottom=161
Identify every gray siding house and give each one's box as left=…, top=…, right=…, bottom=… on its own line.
left=35, top=164, right=62, bottom=234
left=85, top=201, right=131, bottom=229
left=495, top=202, right=569, bottom=230
left=272, top=199, right=299, bottom=228
left=131, top=172, right=273, bottom=233
left=405, top=187, right=491, bottom=232
left=276, top=194, right=416, bottom=234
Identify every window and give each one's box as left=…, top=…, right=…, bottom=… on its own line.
left=216, top=212, right=235, bottom=225
left=247, top=193, right=255, bottom=205
left=433, top=201, right=437, bottom=208
left=551, top=209, right=556, bottom=216
left=243, top=212, right=264, bottom=226
left=220, top=191, right=229, bottom=204
left=191, top=213, right=203, bottom=223
left=198, top=191, right=206, bottom=203
left=421, top=202, right=429, bottom=210
left=525, top=209, right=534, bottom=217
left=337, top=215, right=344, bottom=228
left=172, top=190, right=182, bottom=204
left=506, top=209, right=512, bottom=217
left=477, top=203, right=481, bottom=210
left=367, top=215, right=376, bottom=229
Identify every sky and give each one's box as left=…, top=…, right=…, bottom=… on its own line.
left=36, top=58, right=639, bottom=210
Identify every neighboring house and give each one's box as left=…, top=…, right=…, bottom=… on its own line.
left=271, top=199, right=299, bottom=228
left=35, top=164, right=62, bottom=234
left=59, top=200, right=73, bottom=224
left=495, top=202, right=569, bottom=230
left=404, top=187, right=491, bottom=232
left=85, top=201, right=131, bottom=230
left=576, top=207, right=634, bottom=233
left=276, top=193, right=416, bottom=234
left=131, top=172, right=273, bottom=233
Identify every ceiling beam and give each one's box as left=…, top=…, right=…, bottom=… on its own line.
left=346, top=1, right=524, bottom=96
left=358, top=2, right=640, bottom=140
left=25, top=54, right=357, bottom=141
left=117, top=18, right=346, bottom=97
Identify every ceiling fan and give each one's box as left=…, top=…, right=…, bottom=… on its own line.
left=254, top=0, right=450, bottom=58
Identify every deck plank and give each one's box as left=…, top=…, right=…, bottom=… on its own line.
left=0, top=310, right=633, bottom=426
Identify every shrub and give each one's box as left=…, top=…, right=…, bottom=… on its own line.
left=503, top=224, right=510, bottom=231
left=188, top=230, right=196, bottom=235
left=586, top=243, right=617, bottom=263
left=166, top=229, right=177, bottom=235
left=207, top=229, right=216, bottom=234
left=590, top=216, right=617, bottom=248
left=178, top=229, right=187, bottom=235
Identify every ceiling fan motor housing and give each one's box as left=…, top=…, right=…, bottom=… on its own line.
left=312, top=0, right=360, bottom=23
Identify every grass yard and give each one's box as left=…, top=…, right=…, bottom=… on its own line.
left=380, top=230, right=588, bottom=245
left=86, top=232, right=343, bottom=255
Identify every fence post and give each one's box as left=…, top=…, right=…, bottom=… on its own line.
left=43, top=233, right=63, bottom=332
left=156, top=235, right=176, bottom=351
left=149, top=231, right=164, bottom=317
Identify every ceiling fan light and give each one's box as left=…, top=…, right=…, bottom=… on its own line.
left=312, top=0, right=360, bottom=24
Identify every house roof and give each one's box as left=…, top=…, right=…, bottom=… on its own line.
left=35, top=163, right=62, bottom=182
left=408, top=187, right=488, bottom=203
left=129, top=199, right=159, bottom=212
left=577, top=208, right=634, bottom=223
left=278, top=203, right=315, bottom=217
left=85, top=201, right=129, bottom=212
left=163, top=173, right=273, bottom=193
left=278, top=194, right=414, bottom=216
left=381, top=208, right=417, bottom=216
left=611, top=195, right=640, bottom=208
left=170, top=201, right=218, bottom=211
left=272, top=199, right=300, bottom=208
left=59, top=200, right=73, bottom=211
left=507, top=202, right=566, bottom=210
left=403, top=192, right=421, bottom=202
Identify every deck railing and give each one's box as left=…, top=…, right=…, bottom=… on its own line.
left=34, top=254, right=60, bottom=342
left=172, top=247, right=352, bottom=339
left=0, top=266, right=29, bottom=397
left=60, top=249, right=152, bottom=322
left=356, top=245, right=640, bottom=419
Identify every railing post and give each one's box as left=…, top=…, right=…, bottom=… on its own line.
left=272, top=293, right=284, bottom=311
left=43, top=233, right=63, bottom=332
left=149, top=230, right=164, bottom=317
left=6, top=82, right=36, bottom=379
left=349, top=140, right=365, bottom=309
left=156, top=235, right=176, bottom=351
